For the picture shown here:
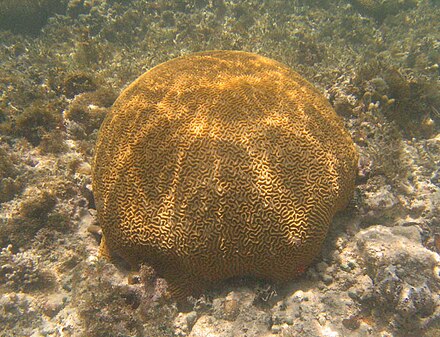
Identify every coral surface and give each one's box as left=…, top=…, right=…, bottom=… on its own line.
left=93, top=50, right=358, bottom=300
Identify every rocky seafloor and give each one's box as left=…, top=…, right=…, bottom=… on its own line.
left=0, top=0, right=440, bottom=336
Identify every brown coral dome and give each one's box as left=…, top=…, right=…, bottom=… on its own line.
left=92, top=50, right=358, bottom=299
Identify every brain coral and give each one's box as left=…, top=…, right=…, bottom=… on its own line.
left=92, top=50, right=358, bottom=299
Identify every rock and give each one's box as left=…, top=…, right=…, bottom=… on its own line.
left=342, top=316, right=361, bottom=330
left=197, top=287, right=274, bottom=335
left=174, top=311, right=198, bottom=337
left=188, top=315, right=233, bottom=337
left=316, top=261, right=329, bottom=273
left=360, top=177, right=401, bottom=223
left=222, top=291, right=241, bottom=321
left=321, top=274, right=333, bottom=285
left=349, top=225, right=440, bottom=331
left=389, top=225, right=422, bottom=243
left=348, top=274, right=374, bottom=302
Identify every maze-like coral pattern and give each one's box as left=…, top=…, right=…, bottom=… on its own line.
left=92, top=50, right=358, bottom=298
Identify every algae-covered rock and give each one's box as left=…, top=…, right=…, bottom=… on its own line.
left=0, top=244, right=55, bottom=292
left=350, top=225, right=440, bottom=332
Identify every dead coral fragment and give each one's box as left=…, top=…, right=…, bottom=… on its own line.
left=0, top=245, right=54, bottom=292
left=0, top=293, right=40, bottom=335
left=72, top=261, right=175, bottom=337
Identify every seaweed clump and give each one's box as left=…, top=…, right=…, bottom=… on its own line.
left=61, top=72, right=99, bottom=99
left=354, top=60, right=440, bottom=138
left=64, top=86, right=117, bottom=135
left=0, top=0, right=67, bottom=35
left=0, top=190, right=71, bottom=250
left=0, top=99, right=65, bottom=147
left=350, top=0, right=417, bottom=21
left=62, top=87, right=116, bottom=156
left=0, top=147, right=23, bottom=202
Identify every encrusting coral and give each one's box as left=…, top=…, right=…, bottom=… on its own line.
left=92, top=50, right=358, bottom=300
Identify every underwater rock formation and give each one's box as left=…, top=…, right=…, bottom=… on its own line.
left=349, top=225, right=440, bottom=332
